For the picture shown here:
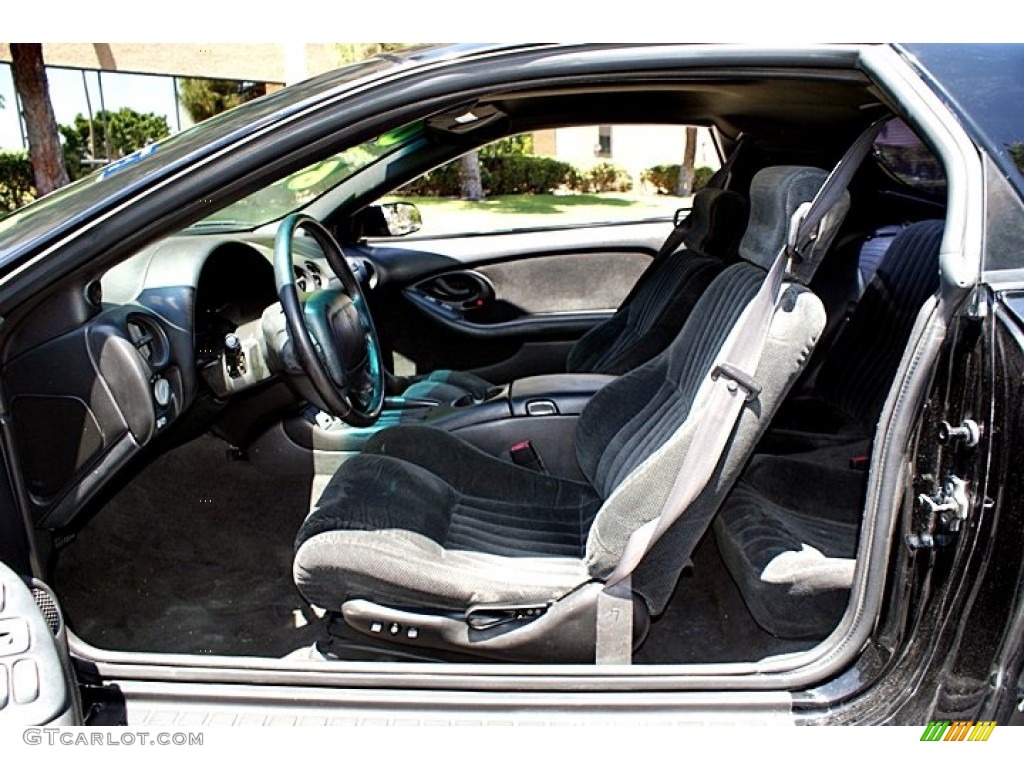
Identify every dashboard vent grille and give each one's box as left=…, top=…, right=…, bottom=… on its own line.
left=126, top=315, right=167, bottom=367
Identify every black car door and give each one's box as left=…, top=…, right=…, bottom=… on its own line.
left=346, top=124, right=717, bottom=384
left=362, top=217, right=670, bottom=383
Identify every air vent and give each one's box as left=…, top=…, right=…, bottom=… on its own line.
left=84, top=279, right=103, bottom=309
left=125, top=314, right=168, bottom=368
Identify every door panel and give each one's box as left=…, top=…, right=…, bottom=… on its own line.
left=475, top=251, right=649, bottom=315
left=364, top=219, right=671, bottom=378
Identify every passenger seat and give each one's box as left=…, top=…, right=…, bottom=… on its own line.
left=760, top=219, right=945, bottom=455
left=400, top=186, right=749, bottom=405
left=713, top=219, right=945, bottom=639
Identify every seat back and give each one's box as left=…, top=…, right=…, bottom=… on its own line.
left=711, top=220, right=946, bottom=637
left=565, top=187, right=748, bottom=375
left=575, top=166, right=850, bottom=613
left=812, top=219, right=944, bottom=431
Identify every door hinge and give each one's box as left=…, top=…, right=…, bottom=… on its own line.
left=907, top=474, right=970, bottom=550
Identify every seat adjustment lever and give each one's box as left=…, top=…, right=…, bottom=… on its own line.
left=465, top=602, right=550, bottom=631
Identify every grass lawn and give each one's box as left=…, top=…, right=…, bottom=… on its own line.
left=384, top=192, right=690, bottom=237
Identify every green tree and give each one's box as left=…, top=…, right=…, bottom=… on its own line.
left=177, top=78, right=266, bottom=123
left=479, top=135, right=533, bottom=157
left=1010, top=142, right=1024, bottom=174
left=332, top=44, right=497, bottom=200
left=60, top=108, right=170, bottom=179
left=0, top=152, right=36, bottom=213
left=335, top=43, right=415, bottom=64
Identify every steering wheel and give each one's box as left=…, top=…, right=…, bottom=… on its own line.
left=273, top=213, right=384, bottom=427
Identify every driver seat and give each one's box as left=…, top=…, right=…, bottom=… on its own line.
left=293, top=166, right=849, bottom=662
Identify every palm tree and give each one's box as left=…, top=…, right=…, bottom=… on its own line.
left=676, top=126, right=698, bottom=197
left=459, top=150, right=484, bottom=201
left=10, top=44, right=69, bottom=195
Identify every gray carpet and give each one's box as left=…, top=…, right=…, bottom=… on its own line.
left=53, top=434, right=322, bottom=657
left=52, top=431, right=807, bottom=663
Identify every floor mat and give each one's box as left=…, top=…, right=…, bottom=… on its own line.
left=634, top=533, right=813, bottom=664
left=53, top=434, right=323, bottom=657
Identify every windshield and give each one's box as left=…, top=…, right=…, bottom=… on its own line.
left=191, top=123, right=423, bottom=230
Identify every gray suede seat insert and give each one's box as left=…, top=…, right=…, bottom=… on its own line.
left=294, top=166, right=847, bottom=620
left=714, top=219, right=945, bottom=639
left=402, top=187, right=749, bottom=405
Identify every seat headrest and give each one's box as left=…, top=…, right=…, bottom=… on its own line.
left=682, top=187, right=749, bottom=260
left=738, top=166, right=851, bottom=285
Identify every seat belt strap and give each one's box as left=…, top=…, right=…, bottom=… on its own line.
left=604, top=243, right=789, bottom=589
left=705, top=136, right=744, bottom=192
left=791, top=121, right=886, bottom=261
left=594, top=119, right=887, bottom=664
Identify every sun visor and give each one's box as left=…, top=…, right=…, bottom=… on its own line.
left=426, top=103, right=510, bottom=144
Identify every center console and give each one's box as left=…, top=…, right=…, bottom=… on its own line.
left=263, top=373, right=615, bottom=481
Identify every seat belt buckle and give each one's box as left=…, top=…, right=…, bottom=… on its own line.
left=849, top=454, right=870, bottom=470
left=711, top=363, right=762, bottom=402
left=509, top=440, right=547, bottom=473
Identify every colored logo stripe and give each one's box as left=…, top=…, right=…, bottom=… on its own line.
left=944, top=721, right=973, bottom=741
left=968, top=721, right=997, bottom=741
left=921, top=721, right=950, bottom=741
left=920, top=720, right=996, bottom=741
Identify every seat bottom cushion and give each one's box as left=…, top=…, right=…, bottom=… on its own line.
left=294, top=426, right=599, bottom=612
left=756, top=395, right=868, bottom=454
left=713, top=451, right=864, bottom=639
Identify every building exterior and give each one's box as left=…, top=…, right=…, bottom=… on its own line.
left=0, top=44, right=717, bottom=187
left=536, top=125, right=719, bottom=191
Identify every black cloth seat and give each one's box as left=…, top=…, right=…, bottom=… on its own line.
left=296, top=426, right=599, bottom=611
left=293, top=166, right=849, bottom=661
left=402, top=187, right=749, bottom=405
left=714, top=219, right=945, bottom=640
left=714, top=450, right=865, bottom=638
left=762, top=219, right=945, bottom=454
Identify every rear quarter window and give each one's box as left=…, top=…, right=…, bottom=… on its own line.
left=873, top=118, right=946, bottom=197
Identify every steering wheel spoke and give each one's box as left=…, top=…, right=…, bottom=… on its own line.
left=274, top=214, right=384, bottom=426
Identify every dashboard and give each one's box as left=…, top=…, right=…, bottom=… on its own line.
left=2, top=229, right=371, bottom=529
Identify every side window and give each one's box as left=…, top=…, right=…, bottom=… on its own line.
left=874, top=118, right=947, bottom=197
left=381, top=125, right=721, bottom=238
